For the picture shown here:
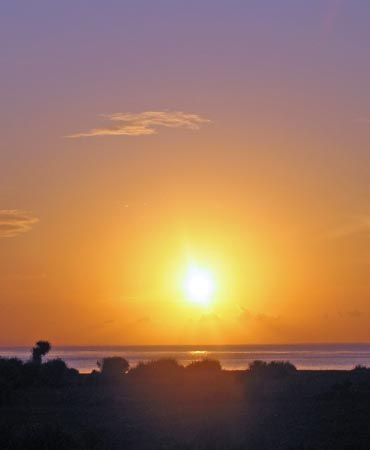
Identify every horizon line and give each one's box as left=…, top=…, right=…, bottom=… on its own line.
left=2, top=342, right=370, bottom=348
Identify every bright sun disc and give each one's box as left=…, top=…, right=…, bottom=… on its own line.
left=184, top=266, right=215, bottom=306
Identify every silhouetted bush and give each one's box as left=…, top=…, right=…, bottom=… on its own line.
left=186, top=358, right=222, bottom=372
left=129, top=358, right=183, bottom=378
left=98, top=356, right=129, bottom=380
left=40, top=358, right=69, bottom=386
left=352, top=364, right=370, bottom=373
left=0, top=358, right=23, bottom=388
left=68, top=367, right=79, bottom=377
left=249, top=360, right=297, bottom=377
left=21, top=361, right=41, bottom=386
left=0, top=358, right=24, bottom=404
left=31, top=341, right=51, bottom=365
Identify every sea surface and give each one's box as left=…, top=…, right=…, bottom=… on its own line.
left=2, top=344, right=370, bottom=373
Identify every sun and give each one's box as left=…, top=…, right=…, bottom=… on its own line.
left=184, top=265, right=215, bottom=306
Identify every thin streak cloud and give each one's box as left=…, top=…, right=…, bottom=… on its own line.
left=0, top=210, right=39, bottom=238
left=329, top=216, right=370, bottom=239
left=66, top=111, right=211, bottom=138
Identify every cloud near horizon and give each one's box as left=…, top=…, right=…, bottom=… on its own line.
left=0, top=210, right=39, bottom=238
left=66, top=111, right=211, bottom=138
left=238, top=306, right=280, bottom=324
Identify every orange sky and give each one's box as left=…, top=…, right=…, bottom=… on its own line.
left=1, top=1, right=370, bottom=345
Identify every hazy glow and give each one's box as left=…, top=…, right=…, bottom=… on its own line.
left=3, top=2, right=370, bottom=345
left=184, top=265, right=215, bottom=306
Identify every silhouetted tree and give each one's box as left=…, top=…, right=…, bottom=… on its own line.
left=97, top=357, right=129, bottom=380
left=31, top=341, right=51, bottom=365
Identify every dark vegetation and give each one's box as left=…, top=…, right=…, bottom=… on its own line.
left=1, top=342, right=370, bottom=449
left=248, top=359, right=297, bottom=377
left=0, top=342, right=78, bottom=393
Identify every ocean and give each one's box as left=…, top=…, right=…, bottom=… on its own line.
left=1, top=344, right=370, bottom=373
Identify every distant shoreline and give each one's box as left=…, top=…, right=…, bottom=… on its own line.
left=2, top=343, right=370, bottom=372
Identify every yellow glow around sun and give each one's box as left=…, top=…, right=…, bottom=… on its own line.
left=184, top=265, right=215, bottom=306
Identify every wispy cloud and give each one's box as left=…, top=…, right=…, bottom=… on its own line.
left=0, top=210, right=39, bottom=238
left=329, top=216, right=370, bottom=239
left=66, top=111, right=211, bottom=138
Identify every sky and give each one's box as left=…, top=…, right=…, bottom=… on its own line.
left=1, top=0, right=370, bottom=345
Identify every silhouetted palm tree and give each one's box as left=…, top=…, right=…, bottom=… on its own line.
left=31, top=341, right=51, bottom=365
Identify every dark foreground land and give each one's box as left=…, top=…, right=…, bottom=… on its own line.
left=1, top=359, right=370, bottom=450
